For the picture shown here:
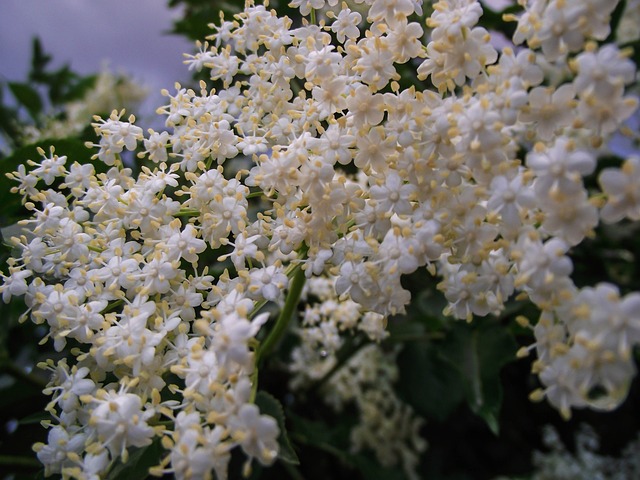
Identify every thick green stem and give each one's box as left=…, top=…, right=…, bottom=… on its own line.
left=256, top=264, right=306, bottom=366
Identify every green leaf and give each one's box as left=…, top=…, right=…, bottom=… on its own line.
left=106, top=439, right=163, bottom=480
left=438, top=321, right=517, bottom=435
left=18, top=410, right=50, bottom=426
left=412, top=288, right=449, bottom=331
left=59, top=74, right=98, bottom=103
left=350, top=452, right=409, bottom=480
left=255, top=391, right=300, bottom=465
left=397, top=338, right=466, bottom=421
left=29, top=37, right=52, bottom=84
left=8, top=82, right=43, bottom=120
left=288, top=414, right=333, bottom=446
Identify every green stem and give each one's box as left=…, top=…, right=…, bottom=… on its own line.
left=249, top=366, right=259, bottom=404
left=289, top=432, right=350, bottom=463
left=248, top=245, right=307, bottom=320
left=1, top=362, right=47, bottom=389
left=0, top=455, right=41, bottom=468
left=102, top=299, right=124, bottom=314
left=174, top=209, right=200, bottom=217
left=248, top=299, right=268, bottom=320
left=256, top=264, right=306, bottom=366
left=310, top=8, right=317, bottom=25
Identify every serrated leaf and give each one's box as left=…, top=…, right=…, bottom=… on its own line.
left=255, top=391, right=299, bottom=465
left=439, top=321, right=517, bottom=435
left=8, top=82, right=43, bottom=120
left=30, top=37, right=52, bottom=83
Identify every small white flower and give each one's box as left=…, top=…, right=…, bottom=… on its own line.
left=89, top=390, right=155, bottom=458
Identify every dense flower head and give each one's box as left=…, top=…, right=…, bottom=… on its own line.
left=2, top=0, right=639, bottom=478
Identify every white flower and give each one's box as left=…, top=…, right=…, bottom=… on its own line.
left=44, top=361, right=96, bottom=413
left=143, top=130, right=170, bottom=163
left=247, top=265, right=289, bottom=302
left=329, top=8, right=362, bottom=43
left=94, top=297, right=164, bottom=375
left=162, top=223, right=207, bottom=264
left=368, top=0, right=417, bottom=26
left=354, top=36, right=399, bottom=91
left=539, top=191, right=598, bottom=246
left=527, top=137, right=595, bottom=199
left=573, top=44, right=636, bottom=99
left=305, top=45, right=342, bottom=82
left=140, top=255, right=181, bottom=295
left=369, top=171, right=415, bottom=216
left=182, top=348, right=220, bottom=397
left=169, top=424, right=231, bottom=480
left=89, top=390, right=155, bottom=458
left=346, top=85, right=386, bottom=126
left=487, top=173, right=536, bottom=233
left=35, top=426, right=86, bottom=475
left=62, top=162, right=95, bottom=194
left=228, top=403, right=279, bottom=465
left=0, top=268, right=32, bottom=303
left=211, top=312, right=269, bottom=370
left=599, top=157, right=640, bottom=222
left=91, top=111, right=143, bottom=165
left=519, top=85, right=576, bottom=140
left=513, top=236, right=573, bottom=298
left=311, top=76, right=349, bottom=119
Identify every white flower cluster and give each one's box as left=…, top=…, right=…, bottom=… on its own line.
left=494, top=424, right=640, bottom=480
left=4, top=142, right=280, bottom=478
left=22, top=69, right=148, bottom=144
left=326, top=345, right=427, bottom=480
left=1, top=0, right=639, bottom=477
left=290, top=277, right=426, bottom=479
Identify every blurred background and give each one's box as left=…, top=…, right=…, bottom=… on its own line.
left=0, top=0, right=193, bottom=119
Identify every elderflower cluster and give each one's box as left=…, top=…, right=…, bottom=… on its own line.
left=290, top=276, right=425, bottom=478
left=495, top=424, right=640, bottom=480
left=1, top=0, right=640, bottom=478
left=324, top=345, right=426, bottom=480
left=22, top=69, right=148, bottom=144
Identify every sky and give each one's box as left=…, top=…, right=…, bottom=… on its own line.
left=0, top=0, right=194, bottom=119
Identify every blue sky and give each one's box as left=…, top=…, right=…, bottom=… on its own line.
left=0, top=0, right=194, bottom=118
